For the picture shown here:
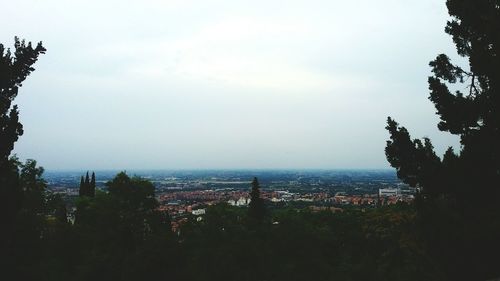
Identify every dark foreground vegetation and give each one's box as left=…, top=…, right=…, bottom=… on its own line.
left=1, top=168, right=499, bottom=281
left=1, top=0, right=499, bottom=280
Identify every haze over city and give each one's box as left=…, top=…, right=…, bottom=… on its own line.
left=4, top=0, right=462, bottom=170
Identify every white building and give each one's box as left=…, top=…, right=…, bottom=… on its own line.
left=236, top=197, right=250, bottom=206
left=228, top=197, right=251, bottom=206
left=379, top=188, right=400, bottom=197
left=192, top=208, right=206, bottom=215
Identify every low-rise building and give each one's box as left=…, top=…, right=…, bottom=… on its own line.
left=192, top=208, right=206, bottom=215
left=379, top=188, right=400, bottom=197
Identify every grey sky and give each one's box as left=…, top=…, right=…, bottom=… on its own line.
left=4, top=0, right=462, bottom=170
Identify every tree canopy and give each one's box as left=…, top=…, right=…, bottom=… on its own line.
left=0, top=38, right=49, bottom=280
left=248, top=177, right=266, bottom=222
left=385, top=0, right=500, bottom=204
left=0, top=37, right=46, bottom=164
left=79, top=171, right=96, bottom=197
left=385, top=1, right=500, bottom=279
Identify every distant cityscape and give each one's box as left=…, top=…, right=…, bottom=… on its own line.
left=46, top=169, right=415, bottom=229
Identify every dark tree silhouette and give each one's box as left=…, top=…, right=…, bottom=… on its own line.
left=248, top=177, right=265, bottom=221
left=1, top=37, right=45, bottom=216
left=90, top=171, right=96, bottom=197
left=85, top=171, right=90, bottom=188
left=72, top=172, right=176, bottom=280
left=0, top=38, right=45, bottom=274
left=385, top=0, right=500, bottom=204
left=79, top=171, right=96, bottom=197
left=385, top=2, right=500, bottom=280
left=0, top=37, right=46, bottom=165
left=79, top=176, right=85, bottom=197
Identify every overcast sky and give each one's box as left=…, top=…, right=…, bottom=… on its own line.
left=3, top=0, right=462, bottom=170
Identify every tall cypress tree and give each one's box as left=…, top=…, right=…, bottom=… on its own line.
left=84, top=171, right=90, bottom=197
left=84, top=171, right=90, bottom=187
left=248, top=177, right=265, bottom=221
left=79, top=176, right=85, bottom=197
left=90, top=172, right=96, bottom=197
left=79, top=172, right=92, bottom=197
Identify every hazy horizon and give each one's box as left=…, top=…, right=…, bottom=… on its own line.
left=44, top=168, right=396, bottom=173
left=4, top=0, right=461, bottom=170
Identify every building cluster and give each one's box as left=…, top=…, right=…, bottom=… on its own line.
left=157, top=187, right=416, bottom=231
left=331, top=193, right=379, bottom=205
left=158, top=188, right=415, bottom=213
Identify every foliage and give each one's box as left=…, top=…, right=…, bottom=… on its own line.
left=178, top=204, right=440, bottom=281
left=1, top=158, right=69, bottom=281
left=248, top=177, right=266, bottom=223
left=73, top=172, right=174, bottom=281
left=385, top=0, right=500, bottom=202
left=0, top=37, right=46, bottom=164
left=385, top=1, right=500, bottom=279
left=79, top=171, right=96, bottom=197
left=0, top=36, right=45, bottom=226
left=0, top=37, right=48, bottom=281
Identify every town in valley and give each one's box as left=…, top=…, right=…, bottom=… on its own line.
left=46, top=169, right=415, bottom=229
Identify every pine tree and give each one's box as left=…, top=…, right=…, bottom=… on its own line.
left=385, top=2, right=500, bottom=279
left=385, top=0, right=500, bottom=204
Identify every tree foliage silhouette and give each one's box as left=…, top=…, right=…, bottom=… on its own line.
left=79, top=171, right=96, bottom=197
left=74, top=172, right=173, bottom=281
left=385, top=1, right=500, bottom=280
left=0, top=37, right=45, bottom=224
left=90, top=171, right=96, bottom=196
left=0, top=37, right=46, bottom=164
left=0, top=38, right=46, bottom=280
left=79, top=176, right=85, bottom=196
left=248, top=177, right=266, bottom=222
left=385, top=0, right=500, bottom=203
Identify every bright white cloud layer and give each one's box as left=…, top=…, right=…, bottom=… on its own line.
left=4, top=0, right=461, bottom=169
